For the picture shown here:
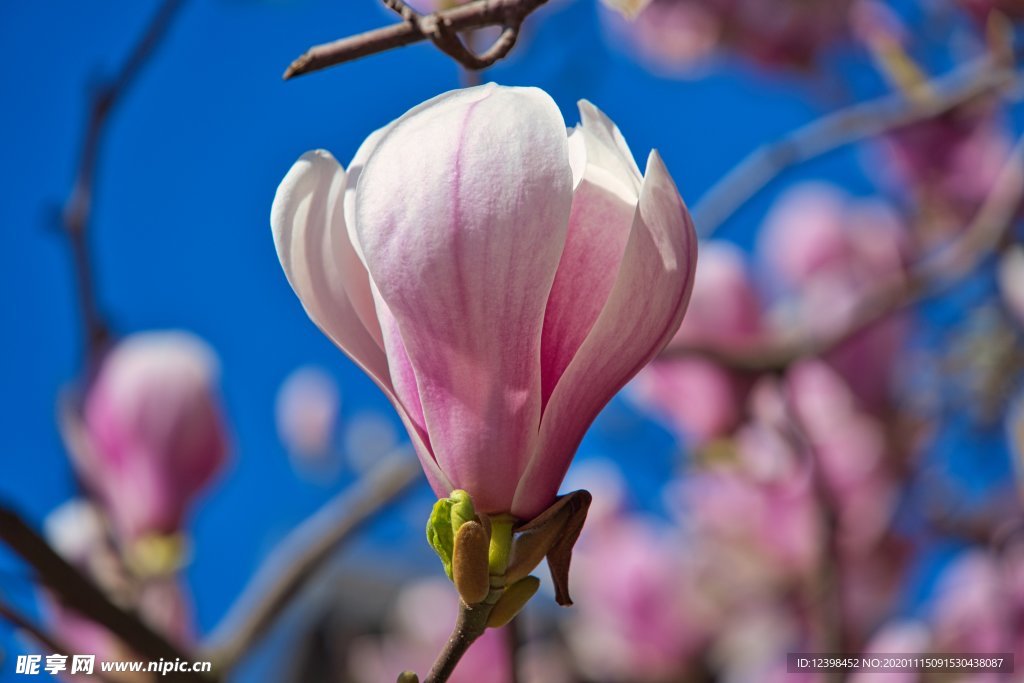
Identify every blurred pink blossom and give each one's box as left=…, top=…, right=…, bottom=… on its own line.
left=787, top=360, right=898, bottom=551
left=42, top=500, right=194, bottom=681
left=603, top=0, right=858, bottom=74
left=681, top=428, right=824, bottom=586
left=759, top=183, right=908, bottom=410
left=80, top=332, right=229, bottom=543
left=275, top=365, right=340, bottom=462
left=850, top=620, right=931, bottom=683
left=931, top=551, right=1015, bottom=654
left=877, top=103, right=1014, bottom=240
left=569, top=515, right=713, bottom=682
left=272, top=85, right=696, bottom=519
left=956, top=0, right=1024, bottom=22
left=631, top=241, right=764, bottom=443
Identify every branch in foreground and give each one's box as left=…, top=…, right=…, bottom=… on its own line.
left=693, top=59, right=1017, bottom=237
left=61, top=0, right=185, bottom=365
left=203, top=452, right=422, bottom=669
left=284, top=0, right=549, bottom=79
left=0, top=505, right=207, bottom=682
left=664, top=133, right=1024, bottom=371
left=423, top=600, right=493, bottom=683
left=0, top=599, right=121, bottom=683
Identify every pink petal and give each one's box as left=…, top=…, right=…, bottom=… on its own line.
left=513, top=151, right=697, bottom=519
left=271, top=150, right=449, bottom=492
left=352, top=84, right=573, bottom=512
left=541, top=101, right=642, bottom=406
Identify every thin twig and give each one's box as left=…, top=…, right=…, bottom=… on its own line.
left=663, top=133, right=1024, bottom=371
left=203, top=452, right=422, bottom=669
left=283, top=0, right=547, bottom=79
left=0, top=505, right=208, bottom=682
left=424, top=600, right=494, bottom=683
left=693, top=59, right=1016, bottom=237
left=0, top=599, right=121, bottom=683
left=61, top=0, right=185, bottom=366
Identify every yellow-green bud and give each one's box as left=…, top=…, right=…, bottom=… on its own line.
left=486, top=576, right=540, bottom=628
left=449, top=490, right=477, bottom=533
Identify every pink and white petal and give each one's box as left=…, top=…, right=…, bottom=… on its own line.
left=271, top=150, right=449, bottom=490
left=576, top=100, right=643, bottom=193
left=354, top=84, right=573, bottom=513
left=541, top=105, right=642, bottom=405
left=513, top=151, right=697, bottom=519
left=272, top=151, right=386, bottom=377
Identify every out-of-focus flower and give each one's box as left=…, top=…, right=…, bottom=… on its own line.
left=275, top=365, right=340, bottom=464
left=787, top=360, right=897, bottom=549
left=956, top=0, right=1024, bottom=22
left=759, top=183, right=908, bottom=410
left=876, top=103, right=1014, bottom=241
left=602, top=0, right=857, bottom=74
left=272, top=84, right=697, bottom=520
left=709, top=604, right=807, bottom=683
left=45, top=580, right=194, bottom=677
left=569, top=513, right=713, bottom=682
left=348, top=578, right=511, bottom=683
left=850, top=621, right=931, bottom=683
left=79, top=332, right=229, bottom=543
left=931, top=551, right=1016, bottom=654
left=677, top=425, right=823, bottom=590
left=342, top=411, right=401, bottom=473
left=631, top=241, right=764, bottom=443
left=42, top=500, right=194, bottom=682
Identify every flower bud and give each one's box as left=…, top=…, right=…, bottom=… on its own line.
left=272, top=85, right=696, bottom=521
left=487, top=576, right=540, bottom=628
left=80, top=331, right=229, bottom=543
left=452, top=521, right=490, bottom=605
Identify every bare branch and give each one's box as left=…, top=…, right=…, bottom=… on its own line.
left=664, top=133, right=1024, bottom=371
left=0, top=505, right=207, bottom=682
left=61, top=0, right=186, bottom=365
left=284, top=0, right=548, bottom=79
left=203, top=452, right=422, bottom=669
left=693, top=59, right=1017, bottom=238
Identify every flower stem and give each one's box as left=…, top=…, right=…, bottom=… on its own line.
left=423, top=514, right=517, bottom=683
left=423, top=599, right=494, bottom=683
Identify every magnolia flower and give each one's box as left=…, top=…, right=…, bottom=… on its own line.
left=272, top=84, right=696, bottom=520
left=42, top=500, right=194, bottom=682
left=79, top=332, right=229, bottom=542
left=569, top=515, right=712, bottom=681
left=602, top=0, right=856, bottom=75
left=931, top=551, right=1016, bottom=655
left=758, top=183, right=907, bottom=410
left=957, top=0, right=1024, bottom=22
left=876, top=104, right=1014, bottom=241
